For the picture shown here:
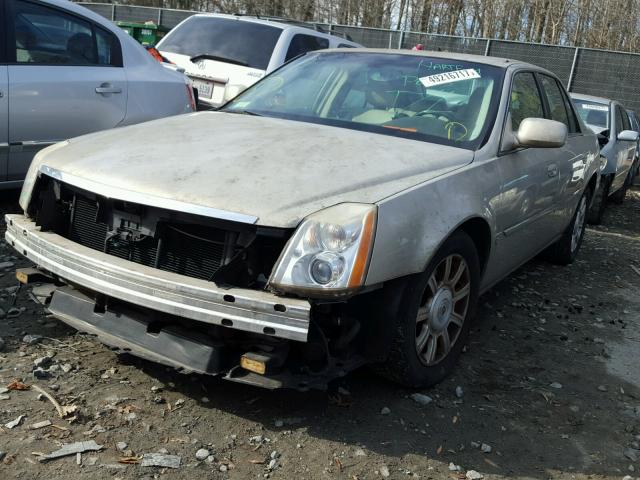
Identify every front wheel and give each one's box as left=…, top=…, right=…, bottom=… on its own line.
left=374, top=231, right=480, bottom=388
left=545, top=189, right=590, bottom=265
left=610, top=172, right=631, bottom=204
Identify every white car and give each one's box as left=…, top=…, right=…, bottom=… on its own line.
left=157, top=14, right=361, bottom=108
left=0, top=0, right=196, bottom=188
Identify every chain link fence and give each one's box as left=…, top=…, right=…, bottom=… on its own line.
left=78, top=2, right=640, bottom=112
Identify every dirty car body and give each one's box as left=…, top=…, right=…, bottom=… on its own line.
left=7, top=50, right=600, bottom=390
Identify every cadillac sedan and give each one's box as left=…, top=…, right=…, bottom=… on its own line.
left=7, top=50, right=600, bottom=390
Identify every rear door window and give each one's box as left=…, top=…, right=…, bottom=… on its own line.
left=10, top=0, right=121, bottom=66
left=1, top=0, right=6, bottom=63
left=285, top=34, right=329, bottom=62
left=509, top=72, right=544, bottom=130
left=539, top=74, right=571, bottom=129
left=159, top=16, right=282, bottom=71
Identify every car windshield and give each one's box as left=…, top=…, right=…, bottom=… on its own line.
left=223, top=52, right=503, bottom=149
left=573, top=99, right=609, bottom=130
left=158, top=16, right=282, bottom=71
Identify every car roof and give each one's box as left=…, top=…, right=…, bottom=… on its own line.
left=314, top=48, right=538, bottom=69
left=189, top=13, right=359, bottom=44
left=569, top=92, right=612, bottom=105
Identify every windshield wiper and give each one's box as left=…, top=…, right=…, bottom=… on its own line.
left=189, top=53, right=248, bottom=67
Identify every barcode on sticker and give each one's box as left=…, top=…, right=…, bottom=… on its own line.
left=419, top=68, right=480, bottom=87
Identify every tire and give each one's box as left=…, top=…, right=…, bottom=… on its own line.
left=587, top=175, right=610, bottom=225
left=373, top=231, right=480, bottom=388
left=545, top=189, right=590, bottom=265
left=610, top=173, right=630, bottom=204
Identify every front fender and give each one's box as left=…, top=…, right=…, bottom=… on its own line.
left=366, top=161, right=499, bottom=286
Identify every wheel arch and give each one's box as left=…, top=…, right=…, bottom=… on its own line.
left=418, top=215, right=493, bottom=279
left=454, top=217, right=492, bottom=277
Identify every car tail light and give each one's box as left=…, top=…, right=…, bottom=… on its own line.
left=145, top=46, right=173, bottom=64
left=186, top=83, right=197, bottom=111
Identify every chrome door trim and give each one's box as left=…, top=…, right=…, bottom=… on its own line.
left=10, top=140, right=56, bottom=147
left=39, top=164, right=259, bottom=225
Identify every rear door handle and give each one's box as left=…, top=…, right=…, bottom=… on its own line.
left=547, top=164, right=558, bottom=177
left=95, top=83, right=122, bottom=95
left=0, top=90, right=4, bottom=98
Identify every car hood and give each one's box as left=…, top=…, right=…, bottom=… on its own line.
left=31, top=112, right=473, bottom=228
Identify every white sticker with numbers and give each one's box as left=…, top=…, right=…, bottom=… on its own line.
left=580, top=103, right=608, bottom=111
left=419, top=68, right=481, bottom=87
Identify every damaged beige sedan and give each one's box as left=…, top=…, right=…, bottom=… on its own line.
left=7, top=50, right=600, bottom=390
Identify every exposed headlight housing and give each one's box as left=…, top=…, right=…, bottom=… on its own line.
left=269, top=203, right=377, bottom=297
left=19, top=141, right=69, bottom=212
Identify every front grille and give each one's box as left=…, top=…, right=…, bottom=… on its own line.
left=66, top=192, right=236, bottom=281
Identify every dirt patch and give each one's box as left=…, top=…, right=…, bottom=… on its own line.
left=0, top=185, right=639, bottom=480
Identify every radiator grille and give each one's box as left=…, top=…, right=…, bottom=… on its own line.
left=67, top=193, right=234, bottom=281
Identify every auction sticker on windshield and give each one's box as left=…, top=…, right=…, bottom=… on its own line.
left=580, top=104, right=608, bottom=111
left=420, top=68, right=480, bottom=87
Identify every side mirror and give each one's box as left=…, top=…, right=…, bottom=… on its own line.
left=617, top=130, right=639, bottom=142
left=516, top=118, right=567, bottom=148
left=223, top=84, right=247, bottom=103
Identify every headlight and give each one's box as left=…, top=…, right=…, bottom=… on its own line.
left=269, top=203, right=377, bottom=296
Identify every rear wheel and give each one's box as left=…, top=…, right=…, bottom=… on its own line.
left=374, top=231, right=480, bottom=388
left=545, top=189, right=590, bottom=265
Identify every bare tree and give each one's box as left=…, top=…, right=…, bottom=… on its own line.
left=119, top=0, right=640, bottom=52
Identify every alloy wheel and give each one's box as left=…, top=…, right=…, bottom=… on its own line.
left=415, top=254, right=471, bottom=366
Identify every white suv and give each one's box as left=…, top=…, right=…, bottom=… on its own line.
left=157, top=14, right=360, bottom=108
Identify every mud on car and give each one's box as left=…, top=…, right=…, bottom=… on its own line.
left=7, top=50, right=600, bottom=390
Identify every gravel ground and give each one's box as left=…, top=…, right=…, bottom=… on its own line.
left=0, top=183, right=639, bottom=480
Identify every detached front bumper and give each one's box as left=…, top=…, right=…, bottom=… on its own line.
left=5, top=214, right=311, bottom=342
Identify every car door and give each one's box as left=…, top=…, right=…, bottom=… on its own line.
left=6, top=0, right=127, bottom=180
left=0, top=0, right=7, bottom=183
left=537, top=73, right=590, bottom=226
left=494, top=71, right=562, bottom=267
left=610, top=104, right=636, bottom=191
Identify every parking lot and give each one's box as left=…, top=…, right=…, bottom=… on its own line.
left=0, top=182, right=637, bottom=479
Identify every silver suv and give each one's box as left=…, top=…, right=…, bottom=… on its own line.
left=571, top=93, right=639, bottom=223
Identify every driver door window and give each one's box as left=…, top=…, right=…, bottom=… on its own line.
left=509, top=72, right=544, bottom=130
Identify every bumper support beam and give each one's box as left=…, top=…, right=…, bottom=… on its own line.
left=5, top=214, right=311, bottom=342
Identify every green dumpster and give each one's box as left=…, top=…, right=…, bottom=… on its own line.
left=116, top=21, right=169, bottom=46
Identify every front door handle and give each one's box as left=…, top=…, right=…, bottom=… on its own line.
left=0, top=90, right=4, bottom=98
left=547, top=164, right=558, bottom=177
left=95, top=83, right=122, bottom=95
